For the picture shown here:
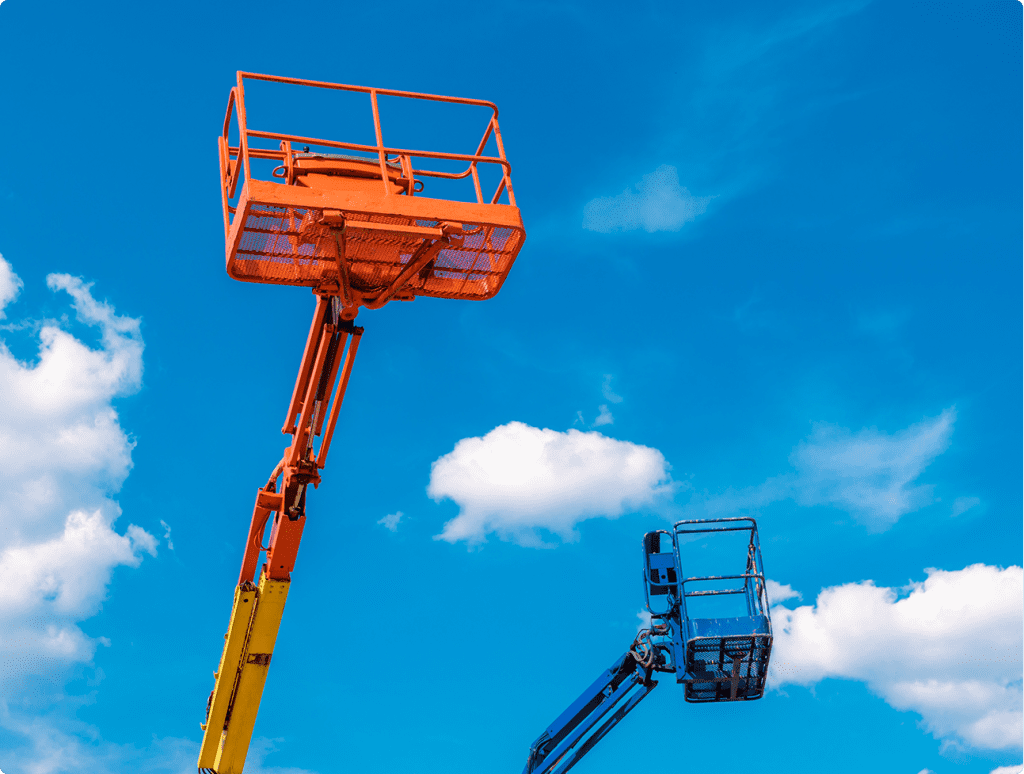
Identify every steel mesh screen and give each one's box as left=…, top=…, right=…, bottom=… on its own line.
left=684, top=634, right=772, bottom=702
left=230, top=202, right=523, bottom=301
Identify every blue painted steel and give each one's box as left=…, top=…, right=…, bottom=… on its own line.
left=654, top=517, right=773, bottom=701
left=522, top=652, right=656, bottom=774
left=521, top=519, right=773, bottom=774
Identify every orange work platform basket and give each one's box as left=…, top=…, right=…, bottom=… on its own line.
left=219, top=72, right=526, bottom=311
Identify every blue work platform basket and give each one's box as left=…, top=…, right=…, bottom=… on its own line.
left=642, top=518, right=772, bottom=702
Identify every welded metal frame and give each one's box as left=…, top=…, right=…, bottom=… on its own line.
left=522, top=520, right=774, bottom=774
left=200, top=72, right=529, bottom=774
left=673, top=517, right=770, bottom=626
left=217, top=72, right=526, bottom=308
left=219, top=71, right=517, bottom=237
left=668, top=517, right=773, bottom=702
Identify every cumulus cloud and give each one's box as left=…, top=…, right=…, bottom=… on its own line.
left=378, top=511, right=404, bottom=532
left=0, top=255, right=23, bottom=317
left=583, top=165, right=713, bottom=233
left=0, top=255, right=153, bottom=733
left=765, top=579, right=801, bottom=603
left=0, top=510, right=156, bottom=681
left=770, top=564, right=1023, bottom=751
left=989, top=766, right=1023, bottom=774
left=0, top=269, right=145, bottom=547
left=428, top=421, right=674, bottom=547
left=689, top=408, right=956, bottom=530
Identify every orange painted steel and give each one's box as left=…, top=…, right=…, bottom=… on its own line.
left=219, top=71, right=526, bottom=315
left=201, top=72, right=525, bottom=774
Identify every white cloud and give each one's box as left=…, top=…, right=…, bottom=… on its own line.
left=0, top=719, right=316, bottom=774
left=0, top=255, right=23, bottom=317
left=0, top=510, right=155, bottom=678
left=0, top=255, right=154, bottom=757
left=0, top=711, right=199, bottom=774
left=689, top=408, right=956, bottom=530
left=582, top=165, right=713, bottom=233
left=244, top=737, right=321, bottom=774
left=581, top=375, right=622, bottom=428
left=787, top=409, right=955, bottom=523
left=159, top=519, right=174, bottom=550
left=989, top=766, right=1023, bottom=774
left=765, top=579, right=801, bottom=603
left=952, top=496, right=981, bottom=517
left=636, top=609, right=652, bottom=632
left=593, top=405, right=614, bottom=427
left=428, top=421, right=674, bottom=547
left=770, top=563, right=1023, bottom=751
left=378, top=511, right=404, bottom=532
left=601, top=375, right=623, bottom=404
left=0, top=270, right=144, bottom=548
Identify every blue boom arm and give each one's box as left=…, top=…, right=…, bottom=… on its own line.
left=522, top=640, right=660, bottom=774
left=522, top=522, right=774, bottom=774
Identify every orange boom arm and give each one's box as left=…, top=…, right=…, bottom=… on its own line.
left=198, top=71, right=525, bottom=774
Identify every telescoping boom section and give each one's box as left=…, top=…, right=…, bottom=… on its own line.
left=523, top=637, right=658, bottom=774
left=197, top=297, right=363, bottom=774
left=522, top=518, right=773, bottom=774
left=198, top=72, right=525, bottom=774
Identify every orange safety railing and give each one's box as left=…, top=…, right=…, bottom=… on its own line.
left=216, top=72, right=525, bottom=305
left=218, top=71, right=517, bottom=239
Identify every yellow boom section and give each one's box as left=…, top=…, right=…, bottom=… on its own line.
left=198, top=575, right=291, bottom=773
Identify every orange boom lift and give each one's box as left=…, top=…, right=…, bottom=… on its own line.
left=198, top=72, right=525, bottom=774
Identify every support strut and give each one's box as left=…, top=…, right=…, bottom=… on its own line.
left=198, top=293, right=364, bottom=774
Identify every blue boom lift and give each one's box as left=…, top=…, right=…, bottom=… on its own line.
left=523, top=518, right=773, bottom=774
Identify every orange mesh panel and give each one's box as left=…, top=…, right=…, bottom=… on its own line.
left=231, top=202, right=523, bottom=301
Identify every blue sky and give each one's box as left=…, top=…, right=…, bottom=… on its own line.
left=0, top=1, right=1020, bottom=773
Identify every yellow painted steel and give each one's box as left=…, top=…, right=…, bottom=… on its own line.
left=198, top=582, right=257, bottom=769
left=211, top=575, right=291, bottom=774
